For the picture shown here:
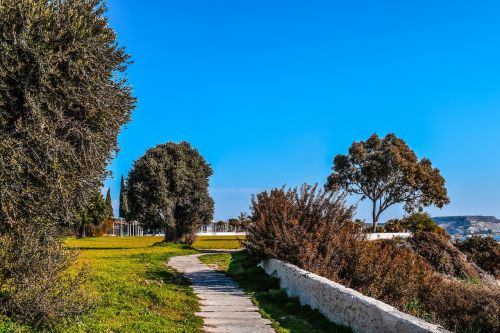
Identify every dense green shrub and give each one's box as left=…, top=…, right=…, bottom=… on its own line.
left=0, top=227, right=93, bottom=326
left=0, top=0, right=133, bottom=326
left=127, top=142, right=214, bottom=243
left=384, top=213, right=448, bottom=238
left=457, top=236, right=500, bottom=278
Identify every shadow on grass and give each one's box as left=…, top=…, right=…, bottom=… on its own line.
left=151, top=240, right=194, bottom=250
left=226, top=252, right=352, bottom=333
left=143, top=263, right=192, bottom=287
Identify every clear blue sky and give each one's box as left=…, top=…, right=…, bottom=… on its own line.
left=103, top=0, right=500, bottom=222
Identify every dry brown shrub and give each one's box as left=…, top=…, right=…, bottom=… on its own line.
left=346, top=240, right=433, bottom=310
left=244, top=184, right=358, bottom=273
left=423, top=275, right=500, bottom=333
left=246, top=185, right=500, bottom=333
left=410, top=232, right=480, bottom=279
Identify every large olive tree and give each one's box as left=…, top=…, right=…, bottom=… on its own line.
left=326, top=133, right=449, bottom=231
left=0, top=0, right=134, bottom=323
left=127, top=142, right=214, bottom=243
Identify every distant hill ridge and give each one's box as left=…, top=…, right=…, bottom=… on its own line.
left=432, top=215, right=500, bottom=236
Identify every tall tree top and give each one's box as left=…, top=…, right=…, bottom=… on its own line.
left=326, top=133, right=450, bottom=230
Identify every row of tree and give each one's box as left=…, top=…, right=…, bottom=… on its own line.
left=116, top=133, right=450, bottom=243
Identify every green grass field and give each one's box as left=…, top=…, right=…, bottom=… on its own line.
left=64, top=237, right=202, bottom=333
left=1, top=237, right=203, bottom=333
left=199, top=252, right=352, bottom=333
left=0, top=235, right=245, bottom=332
left=191, top=235, right=245, bottom=249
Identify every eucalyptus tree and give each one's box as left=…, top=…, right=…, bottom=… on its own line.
left=326, top=133, right=449, bottom=231
left=127, top=142, right=214, bottom=243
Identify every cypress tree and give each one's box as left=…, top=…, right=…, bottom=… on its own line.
left=105, top=188, right=113, bottom=218
left=119, top=175, right=129, bottom=219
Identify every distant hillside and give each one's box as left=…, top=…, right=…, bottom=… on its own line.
left=432, top=216, right=500, bottom=236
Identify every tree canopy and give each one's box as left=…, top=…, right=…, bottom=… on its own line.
left=0, top=0, right=135, bottom=231
left=74, top=191, right=110, bottom=238
left=127, top=142, right=214, bottom=243
left=0, top=0, right=134, bottom=323
left=326, top=133, right=449, bottom=230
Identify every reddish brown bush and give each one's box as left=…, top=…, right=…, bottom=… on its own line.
left=347, top=240, right=433, bottom=311
left=245, top=184, right=360, bottom=276
left=424, top=276, right=500, bottom=333
left=246, top=185, right=500, bottom=333
left=410, top=232, right=480, bottom=279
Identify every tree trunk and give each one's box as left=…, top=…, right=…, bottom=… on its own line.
left=164, top=225, right=178, bottom=243
left=372, top=199, right=378, bottom=232
left=76, top=224, right=85, bottom=238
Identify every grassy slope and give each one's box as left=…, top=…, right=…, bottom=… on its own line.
left=199, top=252, right=352, bottom=333
left=2, top=237, right=203, bottom=333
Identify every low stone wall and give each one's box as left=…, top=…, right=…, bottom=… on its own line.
left=261, top=259, right=449, bottom=333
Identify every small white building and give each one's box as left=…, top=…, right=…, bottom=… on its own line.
left=109, top=217, right=144, bottom=237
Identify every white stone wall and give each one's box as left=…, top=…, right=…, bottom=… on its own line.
left=261, top=259, right=449, bottom=333
left=367, top=232, right=411, bottom=240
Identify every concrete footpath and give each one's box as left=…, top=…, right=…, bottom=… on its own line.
left=168, top=254, right=275, bottom=333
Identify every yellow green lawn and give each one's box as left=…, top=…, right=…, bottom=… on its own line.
left=61, top=237, right=202, bottom=333
left=1, top=235, right=244, bottom=333
left=191, top=235, right=245, bottom=249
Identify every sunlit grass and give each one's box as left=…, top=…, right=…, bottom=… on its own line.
left=192, top=235, right=245, bottom=249
left=1, top=235, right=247, bottom=332
left=0, top=237, right=203, bottom=333
left=61, top=237, right=202, bottom=333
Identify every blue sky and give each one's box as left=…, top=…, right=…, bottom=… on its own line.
left=103, top=0, right=500, bottom=222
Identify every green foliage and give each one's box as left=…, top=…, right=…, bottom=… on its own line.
left=0, top=229, right=93, bottom=328
left=237, top=212, right=252, bottom=230
left=384, top=213, right=448, bottom=237
left=199, top=252, right=352, bottom=333
left=326, top=133, right=450, bottom=230
left=119, top=175, right=129, bottom=219
left=403, top=213, right=447, bottom=234
left=105, top=188, right=113, bottom=219
left=127, top=142, right=214, bottom=243
left=0, top=0, right=134, bottom=326
left=0, top=0, right=135, bottom=230
left=383, top=218, right=407, bottom=232
left=73, top=191, right=110, bottom=238
left=457, top=236, right=500, bottom=278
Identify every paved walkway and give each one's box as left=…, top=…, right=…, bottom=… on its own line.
left=168, top=254, right=274, bottom=333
